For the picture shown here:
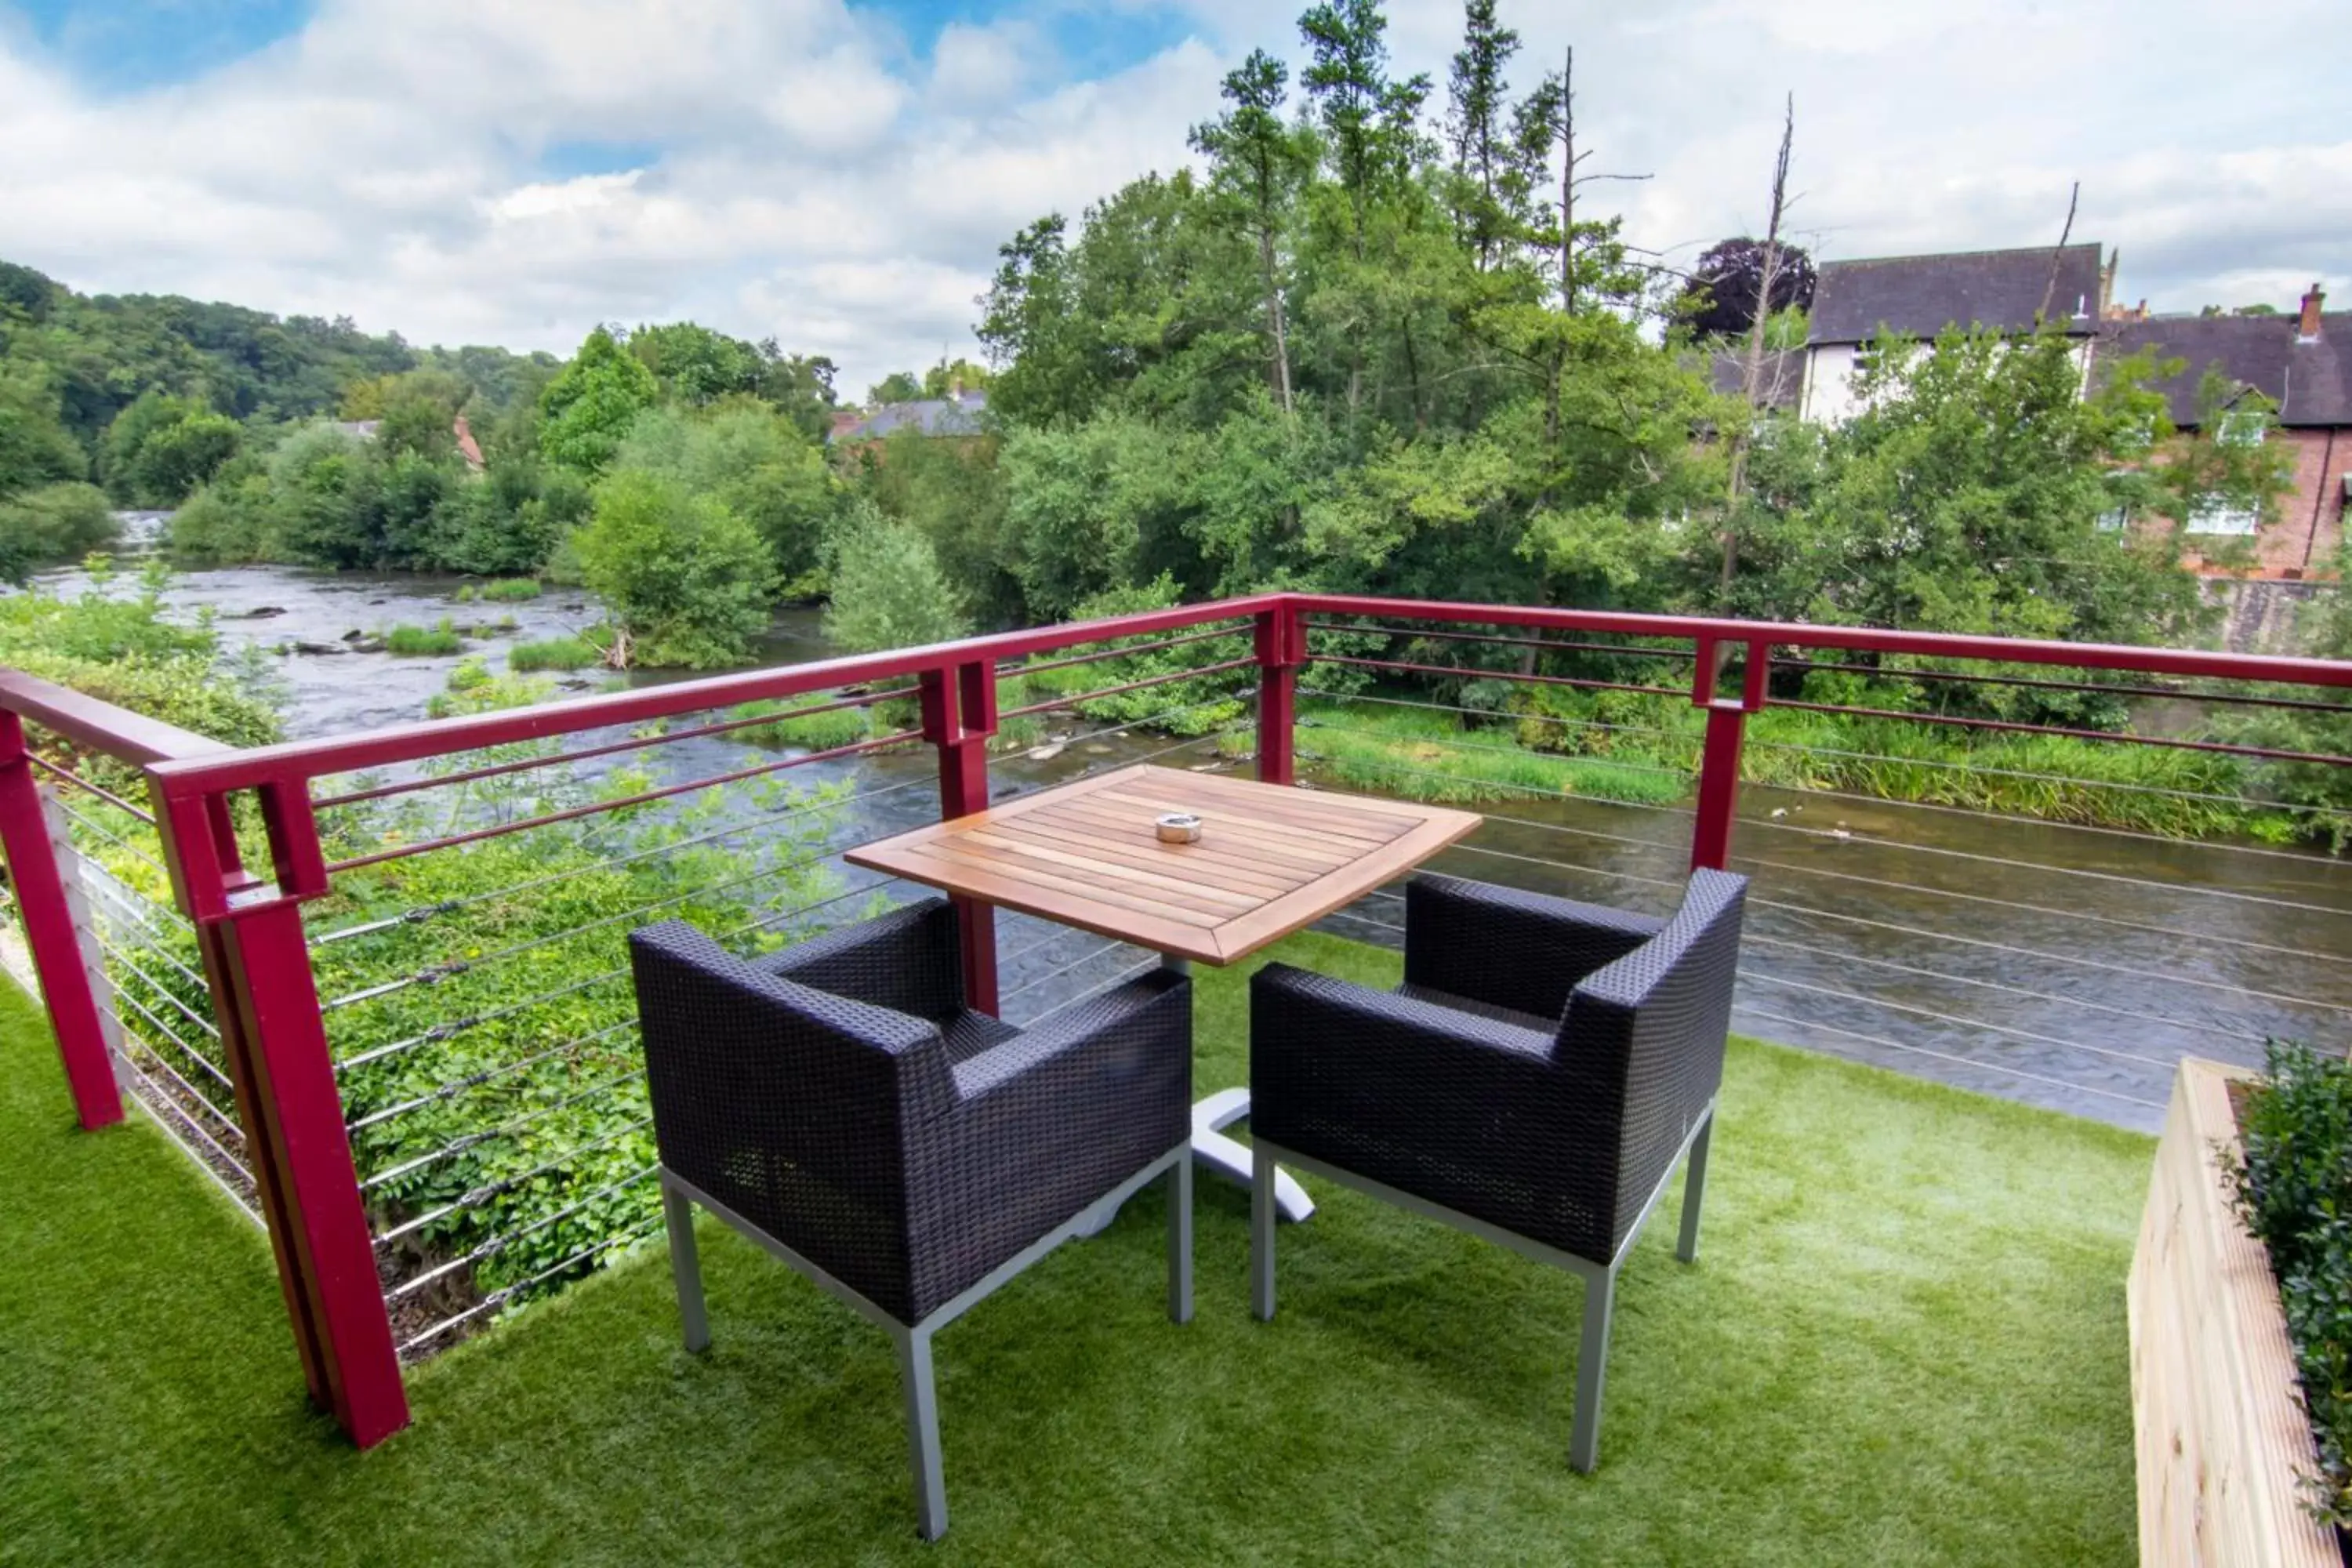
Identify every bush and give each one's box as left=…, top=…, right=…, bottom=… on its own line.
left=386, top=620, right=463, bottom=655
left=0, top=483, right=118, bottom=583
left=508, top=637, right=600, bottom=672
left=165, top=475, right=281, bottom=561
left=479, top=577, right=542, bottom=601
left=572, top=469, right=776, bottom=669
left=2234, top=1040, right=2352, bottom=1527
left=821, top=503, right=971, bottom=655
left=726, top=698, right=870, bottom=751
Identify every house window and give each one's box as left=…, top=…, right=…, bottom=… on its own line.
left=2187, top=496, right=2259, bottom=535
left=2217, top=410, right=2268, bottom=446
left=2095, top=506, right=2129, bottom=533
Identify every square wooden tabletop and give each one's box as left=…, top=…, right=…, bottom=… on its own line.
left=844, top=764, right=1483, bottom=966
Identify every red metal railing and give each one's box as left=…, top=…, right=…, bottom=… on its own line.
left=2, top=590, right=2347, bottom=1453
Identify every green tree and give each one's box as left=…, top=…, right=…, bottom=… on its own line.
left=630, top=322, right=760, bottom=406
left=864, top=371, right=924, bottom=405
left=612, top=401, right=838, bottom=592
left=0, top=482, right=117, bottom=583
left=0, top=361, right=89, bottom=494
left=538, top=327, right=659, bottom=474
left=572, top=470, right=775, bottom=668
left=129, top=408, right=243, bottom=504
left=1191, top=49, right=1311, bottom=416
left=920, top=358, right=993, bottom=399
left=821, top=503, right=972, bottom=654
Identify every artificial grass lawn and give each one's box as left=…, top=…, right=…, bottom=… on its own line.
left=0, top=934, right=2151, bottom=1566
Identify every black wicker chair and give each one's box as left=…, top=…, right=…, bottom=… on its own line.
left=1247, top=868, right=1747, bottom=1472
left=629, top=899, right=1194, bottom=1539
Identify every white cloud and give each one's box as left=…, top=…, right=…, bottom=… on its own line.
left=0, top=0, right=2345, bottom=404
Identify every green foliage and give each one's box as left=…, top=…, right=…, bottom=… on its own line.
left=1000, top=574, right=1247, bottom=739
left=0, top=482, right=118, bottom=583
left=385, top=620, right=464, bottom=656
left=538, top=327, right=659, bottom=475
left=611, top=400, right=837, bottom=589
left=0, top=359, right=89, bottom=492
left=2234, top=1040, right=2352, bottom=1527
left=478, top=577, right=542, bottom=601
left=820, top=503, right=971, bottom=655
left=100, top=391, right=242, bottom=505
left=863, top=370, right=923, bottom=405
left=725, top=697, right=873, bottom=751
left=573, top=470, right=776, bottom=669
left=860, top=425, right=1014, bottom=620
left=507, top=637, right=600, bottom=672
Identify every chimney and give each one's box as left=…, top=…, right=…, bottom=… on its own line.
left=2299, top=282, right=2325, bottom=340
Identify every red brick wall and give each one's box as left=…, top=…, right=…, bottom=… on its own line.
left=2177, top=426, right=2347, bottom=580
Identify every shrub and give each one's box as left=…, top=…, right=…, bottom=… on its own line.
left=509, top=637, right=601, bottom=673
left=2234, top=1040, right=2352, bottom=1527
left=165, top=475, right=281, bottom=561
left=0, top=483, right=118, bottom=583
left=821, top=502, right=971, bottom=655
left=726, top=698, right=871, bottom=751
left=480, top=577, right=542, bottom=601
left=572, top=469, right=775, bottom=669
left=386, top=619, right=463, bottom=656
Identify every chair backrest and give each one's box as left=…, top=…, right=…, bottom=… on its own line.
left=1554, top=869, right=1748, bottom=1255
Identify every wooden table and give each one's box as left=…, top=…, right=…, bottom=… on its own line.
left=848, top=764, right=1482, bottom=1219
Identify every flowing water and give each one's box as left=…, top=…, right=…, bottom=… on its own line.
left=41, top=518, right=2352, bottom=1133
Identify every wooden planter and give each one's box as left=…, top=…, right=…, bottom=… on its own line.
left=2130, top=1058, right=2340, bottom=1567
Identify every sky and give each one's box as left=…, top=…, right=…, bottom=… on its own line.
left=2, top=0, right=2347, bottom=397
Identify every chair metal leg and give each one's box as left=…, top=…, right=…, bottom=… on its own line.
left=897, top=1327, right=948, bottom=1540
left=1676, top=1111, right=1713, bottom=1265
left=662, top=1177, right=710, bottom=1353
left=1570, top=1266, right=1616, bottom=1474
left=1167, top=1152, right=1193, bottom=1324
left=1250, top=1141, right=1277, bottom=1322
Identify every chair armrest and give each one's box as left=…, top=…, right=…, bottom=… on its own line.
left=900, top=971, right=1193, bottom=1319
left=1404, top=873, right=1663, bottom=1022
left=754, top=898, right=963, bottom=1022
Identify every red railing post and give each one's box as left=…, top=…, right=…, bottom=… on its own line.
left=1690, top=639, right=1769, bottom=873
left=155, top=782, right=410, bottom=1448
left=1255, top=601, right=1301, bottom=786
left=922, top=661, right=999, bottom=1014
left=0, top=713, right=124, bottom=1129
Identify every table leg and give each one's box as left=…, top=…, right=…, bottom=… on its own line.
left=1072, top=953, right=1315, bottom=1237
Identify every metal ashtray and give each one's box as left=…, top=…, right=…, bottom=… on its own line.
left=1155, top=812, right=1203, bottom=844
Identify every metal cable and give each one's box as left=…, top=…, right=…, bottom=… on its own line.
left=347, top=1017, right=641, bottom=1134
left=1737, top=967, right=2181, bottom=1071
left=1751, top=895, right=2352, bottom=1017
left=87, top=934, right=221, bottom=1038
left=1741, top=824, right=2352, bottom=924
left=387, top=1163, right=660, bottom=1303
left=1444, top=840, right=1691, bottom=893
left=51, top=800, right=172, bottom=877
left=398, top=1216, right=666, bottom=1353
left=1297, top=686, right=1700, bottom=746
left=1741, top=932, right=2263, bottom=1045
left=100, top=987, right=234, bottom=1089
left=82, top=868, right=197, bottom=937
left=997, top=939, right=1144, bottom=1004
left=1295, top=750, right=1697, bottom=820
left=1740, top=735, right=2329, bottom=813
left=118, top=1058, right=261, bottom=1219
left=360, top=1069, right=647, bottom=1192
left=1301, top=719, right=1697, bottom=782
left=1733, top=852, right=2350, bottom=962
left=1732, top=1002, right=2167, bottom=1112
left=115, top=1048, right=253, bottom=1166
left=113, top=1025, right=245, bottom=1134
left=374, top=1114, right=655, bottom=1247
left=308, top=775, right=929, bottom=947
left=336, top=966, right=633, bottom=1072
left=1015, top=956, right=1166, bottom=1029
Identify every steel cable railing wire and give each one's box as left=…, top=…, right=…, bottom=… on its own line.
left=386, top=1163, right=660, bottom=1304
left=110, top=1022, right=246, bottom=1142
left=113, top=1041, right=251, bottom=1166
left=1734, top=967, right=2183, bottom=1073
left=397, top=1215, right=666, bottom=1356
left=26, top=753, right=158, bottom=822
left=1738, top=732, right=2336, bottom=815
left=345, top=1016, right=641, bottom=1134
left=100, top=984, right=234, bottom=1090
left=358, top=1065, right=648, bottom=1193
left=1730, top=1000, right=2169, bottom=1113
left=1301, top=717, right=1699, bottom=784
left=114, top=1054, right=262, bottom=1221
left=1297, top=685, right=1703, bottom=749
left=49, top=798, right=173, bottom=877
left=372, top=1113, right=655, bottom=1248
left=86, top=932, right=223, bottom=1040
left=86, top=897, right=216, bottom=1004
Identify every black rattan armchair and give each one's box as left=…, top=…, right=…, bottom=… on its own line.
left=1247, top=868, right=1747, bottom=1472
left=629, top=899, right=1194, bottom=1539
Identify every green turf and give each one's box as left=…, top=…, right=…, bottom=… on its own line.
left=0, top=935, right=2150, bottom=1566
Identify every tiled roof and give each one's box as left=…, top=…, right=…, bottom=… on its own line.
left=2100, top=313, right=2352, bottom=428
left=1708, top=348, right=1805, bottom=412
left=832, top=392, right=988, bottom=442
left=1809, top=244, right=2106, bottom=343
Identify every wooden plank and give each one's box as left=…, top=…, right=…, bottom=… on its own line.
left=1207, top=811, right=1483, bottom=962
left=866, top=844, right=1223, bottom=962
left=898, top=843, right=1227, bottom=931
left=953, top=830, right=1265, bottom=914
left=1095, top=778, right=1412, bottom=842
left=2129, top=1057, right=2339, bottom=1568
left=1090, top=787, right=1403, bottom=852
left=978, top=818, right=1304, bottom=898
left=1038, top=797, right=1359, bottom=873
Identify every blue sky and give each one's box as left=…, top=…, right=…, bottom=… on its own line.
left=1, top=0, right=2346, bottom=394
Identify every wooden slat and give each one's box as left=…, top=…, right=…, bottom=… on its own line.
left=978, top=818, right=1305, bottom=898
left=843, top=765, right=1482, bottom=967
left=2129, top=1058, right=2340, bottom=1568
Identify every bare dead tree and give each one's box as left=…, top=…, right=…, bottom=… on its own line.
left=1721, top=93, right=1797, bottom=603
left=1554, top=45, right=1653, bottom=318
left=2037, top=180, right=2081, bottom=323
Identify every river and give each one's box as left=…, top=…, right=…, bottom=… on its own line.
left=42, top=519, right=2352, bottom=1134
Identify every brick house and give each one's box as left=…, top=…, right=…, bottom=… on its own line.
left=2099, top=287, right=2347, bottom=580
